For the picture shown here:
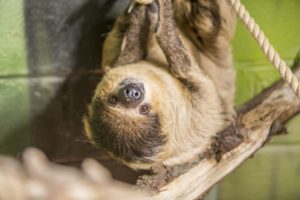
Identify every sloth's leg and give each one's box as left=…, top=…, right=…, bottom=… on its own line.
left=173, top=0, right=236, bottom=66
left=155, top=0, right=200, bottom=90
left=102, top=5, right=149, bottom=68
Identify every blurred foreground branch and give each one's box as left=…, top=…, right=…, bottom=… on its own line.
left=0, top=148, right=148, bottom=200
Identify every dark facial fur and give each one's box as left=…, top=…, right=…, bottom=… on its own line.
left=87, top=96, right=167, bottom=163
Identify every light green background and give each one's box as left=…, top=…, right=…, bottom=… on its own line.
left=233, top=0, right=300, bottom=104
left=0, top=0, right=27, bottom=75
left=0, top=0, right=31, bottom=154
left=0, top=0, right=299, bottom=199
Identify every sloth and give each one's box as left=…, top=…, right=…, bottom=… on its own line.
left=83, top=0, right=236, bottom=170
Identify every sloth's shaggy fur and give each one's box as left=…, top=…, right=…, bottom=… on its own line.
left=84, top=0, right=236, bottom=170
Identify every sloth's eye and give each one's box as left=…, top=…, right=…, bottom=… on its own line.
left=108, top=95, right=118, bottom=105
left=139, top=104, right=150, bottom=115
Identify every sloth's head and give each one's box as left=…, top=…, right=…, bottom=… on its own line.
left=83, top=61, right=179, bottom=168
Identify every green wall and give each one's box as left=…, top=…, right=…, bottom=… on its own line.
left=0, top=0, right=27, bottom=75
left=0, top=0, right=31, bottom=154
left=233, top=0, right=300, bottom=104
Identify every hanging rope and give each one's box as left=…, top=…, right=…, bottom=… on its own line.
left=228, top=0, right=300, bottom=98
left=133, top=0, right=300, bottom=98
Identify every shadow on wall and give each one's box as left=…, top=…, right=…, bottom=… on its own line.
left=23, top=0, right=142, bottom=183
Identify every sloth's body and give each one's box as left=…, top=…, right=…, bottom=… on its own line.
left=84, top=0, right=236, bottom=170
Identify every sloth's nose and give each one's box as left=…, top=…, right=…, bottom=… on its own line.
left=119, top=84, right=144, bottom=108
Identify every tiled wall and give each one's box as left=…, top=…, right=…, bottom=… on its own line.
left=0, top=0, right=299, bottom=199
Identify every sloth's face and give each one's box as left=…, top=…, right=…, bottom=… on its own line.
left=84, top=62, right=171, bottom=166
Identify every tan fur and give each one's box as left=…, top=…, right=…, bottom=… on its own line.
left=84, top=0, right=236, bottom=170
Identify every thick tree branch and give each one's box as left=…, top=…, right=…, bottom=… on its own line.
left=137, top=54, right=300, bottom=200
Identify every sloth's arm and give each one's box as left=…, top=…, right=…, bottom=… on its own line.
left=155, top=0, right=199, bottom=90
left=102, top=5, right=149, bottom=68
left=101, top=14, right=128, bottom=68
left=173, top=0, right=236, bottom=65
left=113, top=5, right=150, bottom=66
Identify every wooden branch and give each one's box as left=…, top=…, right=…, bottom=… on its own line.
left=0, top=148, right=149, bottom=200
left=138, top=54, right=300, bottom=200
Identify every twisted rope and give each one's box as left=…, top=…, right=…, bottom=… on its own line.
left=133, top=0, right=300, bottom=98
left=228, top=0, right=300, bottom=98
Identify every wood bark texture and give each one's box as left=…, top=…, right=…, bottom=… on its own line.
left=137, top=54, right=300, bottom=200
